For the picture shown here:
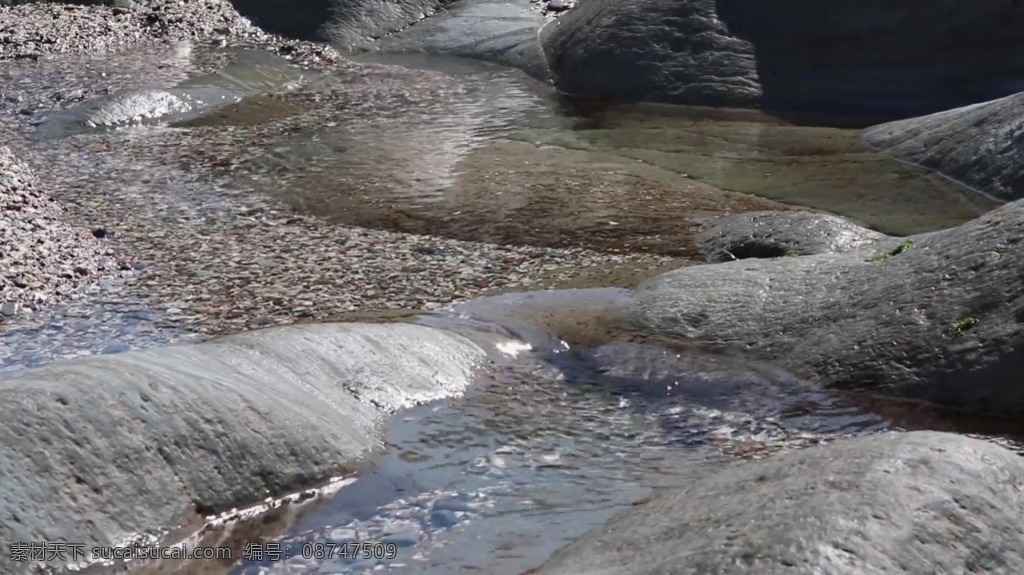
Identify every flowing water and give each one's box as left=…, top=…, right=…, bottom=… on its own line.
left=2, top=43, right=1019, bottom=575
left=229, top=308, right=895, bottom=575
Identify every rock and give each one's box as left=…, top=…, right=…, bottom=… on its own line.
left=628, top=200, right=1024, bottom=417
left=863, top=92, right=1024, bottom=202
left=227, top=0, right=551, bottom=80
left=0, top=322, right=495, bottom=575
left=540, top=0, right=760, bottom=108
left=541, top=0, right=1024, bottom=117
left=531, top=431, right=1024, bottom=575
left=0, top=301, right=19, bottom=316
left=697, top=211, right=886, bottom=263
left=225, top=0, right=448, bottom=48
left=371, top=0, right=550, bottom=81
left=545, top=0, right=567, bottom=12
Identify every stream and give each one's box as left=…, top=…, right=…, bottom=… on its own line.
left=3, top=42, right=1020, bottom=575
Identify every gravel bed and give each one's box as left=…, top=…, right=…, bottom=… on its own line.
left=0, top=0, right=343, bottom=64
left=0, top=146, right=130, bottom=318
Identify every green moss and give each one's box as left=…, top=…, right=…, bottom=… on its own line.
left=867, top=240, right=913, bottom=263
left=951, top=317, right=978, bottom=337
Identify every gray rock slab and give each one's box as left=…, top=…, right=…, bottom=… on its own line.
left=630, top=200, right=1024, bottom=416
left=0, top=322, right=490, bottom=574
left=697, top=211, right=887, bottom=262
left=863, top=92, right=1024, bottom=203
left=531, top=431, right=1024, bottom=575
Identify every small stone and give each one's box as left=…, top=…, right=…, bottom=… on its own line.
left=1, top=302, right=20, bottom=316
left=547, top=0, right=569, bottom=11
left=92, top=228, right=108, bottom=239
left=381, top=531, right=418, bottom=548
left=101, top=342, right=130, bottom=355
left=429, top=509, right=460, bottom=528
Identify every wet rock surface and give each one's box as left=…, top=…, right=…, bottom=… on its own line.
left=0, top=322, right=494, bottom=575
left=531, top=431, right=1024, bottom=575
left=632, top=200, right=1024, bottom=417
left=541, top=0, right=1024, bottom=117
left=697, top=211, right=887, bottom=263
left=863, top=92, right=1024, bottom=203
left=540, top=0, right=760, bottom=108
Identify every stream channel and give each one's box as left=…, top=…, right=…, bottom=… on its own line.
left=2, top=42, right=1021, bottom=575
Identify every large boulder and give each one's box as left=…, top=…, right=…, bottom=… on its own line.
left=539, top=0, right=760, bottom=108
left=863, top=92, right=1024, bottom=203
left=628, top=200, right=1024, bottom=417
left=0, top=322, right=494, bottom=574
left=531, top=431, right=1024, bottom=575
left=541, top=0, right=1024, bottom=117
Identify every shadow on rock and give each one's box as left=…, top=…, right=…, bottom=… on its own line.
left=541, top=0, right=1024, bottom=119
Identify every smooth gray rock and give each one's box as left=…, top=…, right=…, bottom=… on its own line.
left=541, top=0, right=1024, bottom=117
left=863, top=92, right=1024, bottom=202
left=227, top=0, right=550, bottom=78
left=531, top=431, right=1024, bottom=575
left=372, top=0, right=549, bottom=81
left=540, top=0, right=760, bottom=108
left=38, top=49, right=308, bottom=138
left=0, top=322, right=491, bottom=574
left=630, top=200, right=1024, bottom=416
left=697, top=211, right=887, bottom=263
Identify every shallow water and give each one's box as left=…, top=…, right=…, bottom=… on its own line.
left=228, top=312, right=896, bottom=575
